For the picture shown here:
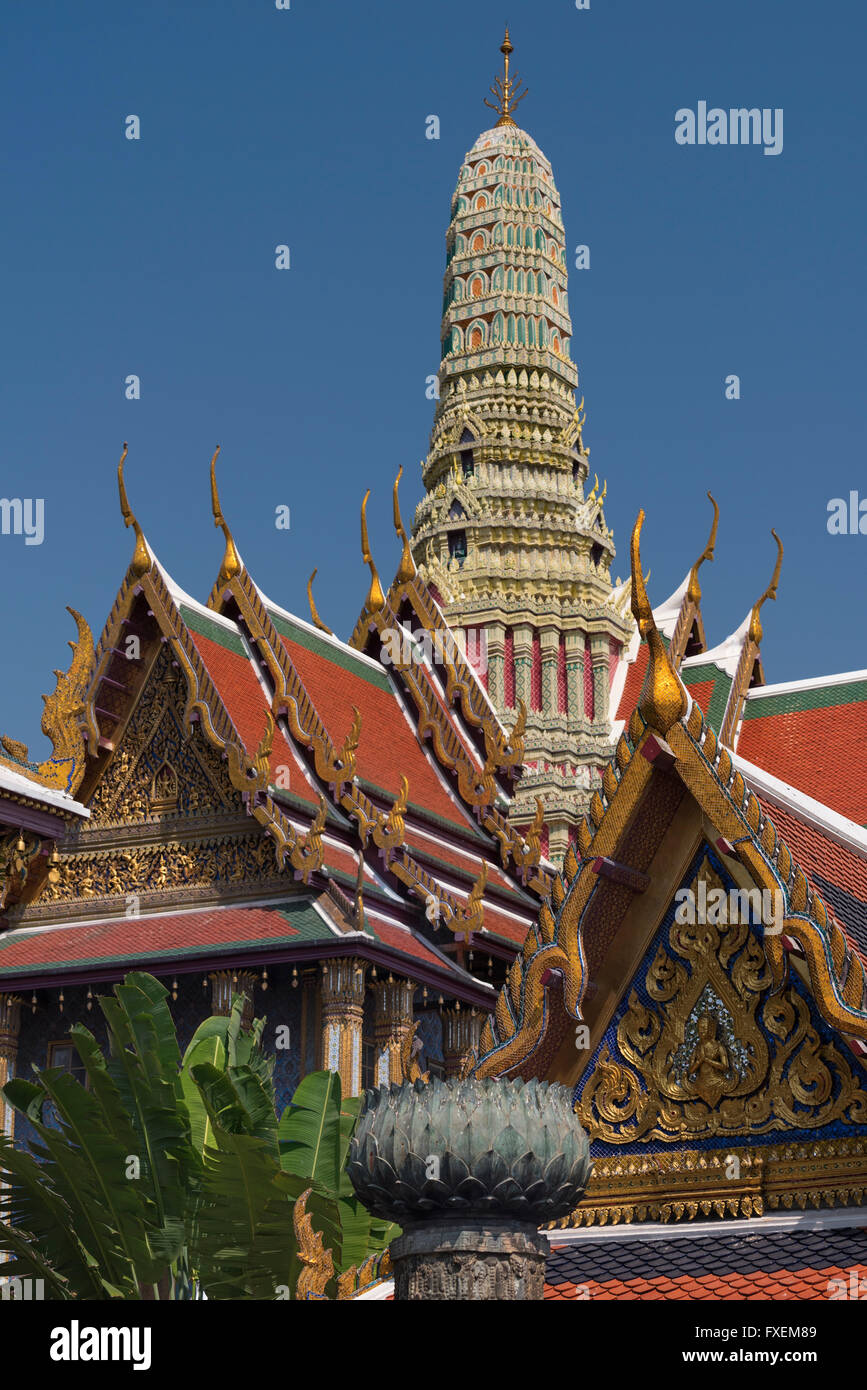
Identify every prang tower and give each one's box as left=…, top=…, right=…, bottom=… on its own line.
left=411, top=32, right=632, bottom=862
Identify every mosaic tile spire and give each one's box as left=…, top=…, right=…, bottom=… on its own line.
left=411, top=32, right=633, bottom=861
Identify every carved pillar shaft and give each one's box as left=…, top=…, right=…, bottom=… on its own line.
left=513, top=623, right=533, bottom=712
left=372, top=977, right=416, bottom=1087
left=486, top=623, right=505, bottom=708
left=391, top=1220, right=549, bottom=1301
left=590, top=636, right=610, bottom=728
left=564, top=630, right=584, bottom=722
left=320, top=957, right=367, bottom=1097
left=441, top=1007, right=484, bottom=1079
left=539, top=630, right=559, bottom=718
left=0, top=995, right=22, bottom=1139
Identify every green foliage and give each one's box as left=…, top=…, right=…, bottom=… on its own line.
left=0, top=971, right=395, bottom=1299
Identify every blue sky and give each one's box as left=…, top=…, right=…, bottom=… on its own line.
left=2, top=0, right=864, bottom=754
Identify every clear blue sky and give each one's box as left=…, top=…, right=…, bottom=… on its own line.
left=2, top=0, right=864, bottom=755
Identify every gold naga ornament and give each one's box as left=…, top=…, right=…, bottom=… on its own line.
left=392, top=466, right=416, bottom=585
left=748, top=529, right=784, bottom=646
left=360, top=489, right=385, bottom=615
left=209, top=445, right=242, bottom=585
left=0, top=604, right=94, bottom=797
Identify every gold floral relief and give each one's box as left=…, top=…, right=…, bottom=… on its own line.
left=87, top=646, right=237, bottom=826
left=578, top=854, right=867, bottom=1142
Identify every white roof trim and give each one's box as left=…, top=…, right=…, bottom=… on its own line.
left=745, top=668, right=867, bottom=703
left=256, top=586, right=384, bottom=674
left=733, top=752, right=867, bottom=862
left=682, top=611, right=750, bottom=680
left=653, top=573, right=689, bottom=639
left=156, top=562, right=242, bottom=635
left=0, top=764, right=89, bottom=817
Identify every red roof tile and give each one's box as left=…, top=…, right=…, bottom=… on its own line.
left=740, top=697, right=867, bottom=825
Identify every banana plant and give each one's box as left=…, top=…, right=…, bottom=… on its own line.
left=0, top=970, right=396, bottom=1299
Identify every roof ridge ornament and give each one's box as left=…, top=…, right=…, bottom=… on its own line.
left=307, top=568, right=334, bottom=634
left=749, top=529, right=783, bottom=645
left=209, top=446, right=242, bottom=584
left=630, top=510, right=688, bottom=735
left=117, top=443, right=151, bottom=578
left=393, top=466, right=416, bottom=584
left=687, top=491, right=719, bottom=606
left=484, top=27, right=528, bottom=129
left=360, top=489, right=386, bottom=614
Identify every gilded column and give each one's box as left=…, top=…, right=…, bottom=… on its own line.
left=564, top=630, right=584, bottom=722
left=0, top=995, right=22, bottom=1139
left=441, top=1005, right=484, bottom=1080
left=372, top=977, right=416, bottom=1086
left=209, top=969, right=257, bottom=1028
left=320, top=957, right=367, bottom=1097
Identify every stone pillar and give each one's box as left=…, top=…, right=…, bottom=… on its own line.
left=512, top=623, right=533, bottom=712
left=320, top=957, right=367, bottom=1097
left=441, top=1006, right=484, bottom=1079
left=564, top=630, right=584, bottom=722
left=486, top=622, right=506, bottom=709
left=0, top=995, right=22, bottom=1139
left=349, top=1077, right=591, bottom=1301
left=547, top=817, right=570, bottom=865
left=209, top=969, right=257, bottom=1027
left=539, top=628, right=560, bottom=717
left=590, top=634, right=610, bottom=728
left=372, top=977, right=415, bottom=1086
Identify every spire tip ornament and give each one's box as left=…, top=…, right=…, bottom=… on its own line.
left=393, top=465, right=416, bottom=584
left=630, top=510, right=688, bottom=736
left=210, top=446, right=242, bottom=584
left=360, top=489, right=386, bottom=614
left=484, top=27, right=528, bottom=128
left=687, top=491, right=720, bottom=606
left=749, top=529, right=783, bottom=646
left=117, top=444, right=151, bottom=578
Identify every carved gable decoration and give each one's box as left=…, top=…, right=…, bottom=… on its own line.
left=87, top=646, right=238, bottom=827
left=577, top=846, right=867, bottom=1145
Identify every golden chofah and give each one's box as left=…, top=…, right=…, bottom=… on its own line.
left=117, top=444, right=151, bottom=578
left=392, top=465, right=416, bottom=584
left=210, top=446, right=242, bottom=584
left=630, top=510, right=687, bottom=736
left=360, top=489, right=385, bottom=614
left=307, top=568, right=333, bottom=635
left=748, top=529, right=784, bottom=646
left=687, top=491, right=719, bottom=606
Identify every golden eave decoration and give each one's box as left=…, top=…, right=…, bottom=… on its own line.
left=630, top=510, right=687, bottom=735
left=484, top=28, right=528, bottom=128
left=392, top=466, right=416, bottom=585
left=0, top=607, right=95, bottom=797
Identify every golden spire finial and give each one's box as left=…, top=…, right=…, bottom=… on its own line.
left=630, top=511, right=687, bottom=735
left=360, top=490, right=385, bottom=614
left=687, top=492, right=720, bottom=606
left=307, top=568, right=333, bottom=634
left=484, top=27, right=528, bottom=128
left=117, top=443, right=151, bottom=578
left=393, top=466, right=416, bottom=584
left=209, top=446, right=242, bottom=584
left=749, top=529, right=783, bottom=645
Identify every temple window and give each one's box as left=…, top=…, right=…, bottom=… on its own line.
left=471, top=275, right=484, bottom=298
left=47, top=1039, right=88, bottom=1088
left=472, top=233, right=485, bottom=252
left=459, top=429, right=475, bottom=478
left=448, top=529, right=468, bottom=566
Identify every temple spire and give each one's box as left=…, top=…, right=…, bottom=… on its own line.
left=484, top=28, right=527, bottom=128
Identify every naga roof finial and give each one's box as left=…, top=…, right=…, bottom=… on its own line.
left=307, top=568, right=333, bottom=635
left=631, top=510, right=688, bottom=736
left=687, top=491, right=720, bottom=606
left=360, top=490, right=385, bottom=614
left=749, top=529, right=783, bottom=645
left=116, top=443, right=151, bottom=578
left=209, top=446, right=242, bottom=584
left=484, top=27, right=528, bottom=128
left=393, top=465, right=416, bottom=584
